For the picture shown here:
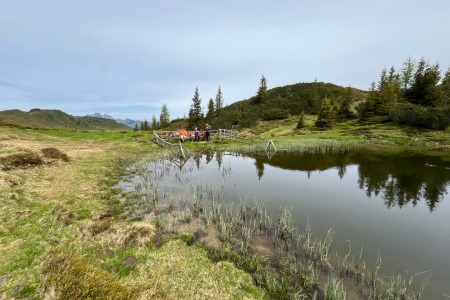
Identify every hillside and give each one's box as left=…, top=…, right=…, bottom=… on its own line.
left=0, top=109, right=130, bottom=130
left=203, top=82, right=367, bottom=129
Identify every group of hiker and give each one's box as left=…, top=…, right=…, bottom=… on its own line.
left=168, top=123, right=211, bottom=142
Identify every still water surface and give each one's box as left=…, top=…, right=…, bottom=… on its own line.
left=129, top=150, right=450, bottom=298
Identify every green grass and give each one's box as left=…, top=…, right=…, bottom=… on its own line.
left=0, top=120, right=448, bottom=299
left=0, top=126, right=268, bottom=299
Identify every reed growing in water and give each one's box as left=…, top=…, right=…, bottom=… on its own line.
left=119, top=155, right=430, bottom=299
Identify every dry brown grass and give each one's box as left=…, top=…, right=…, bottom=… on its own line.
left=0, top=152, right=43, bottom=169
left=80, top=220, right=156, bottom=248
left=41, top=148, right=70, bottom=162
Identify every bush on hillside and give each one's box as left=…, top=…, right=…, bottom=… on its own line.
left=390, top=103, right=450, bottom=130
left=261, top=108, right=289, bottom=121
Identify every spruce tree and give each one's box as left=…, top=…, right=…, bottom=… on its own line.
left=401, top=56, right=415, bottom=90
left=134, top=123, right=139, bottom=131
left=337, top=87, right=354, bottom=121
left=315, top=98, right=336, bottom=128
left=215, top=86, right=223, bottom=112
left=151, top=114, right=158, bottom=130
left=405, top=58, right=441, bottom=106
left=296, top=111, right=305, bottom=129
left=141, top=119, right=149, bottom=131
left=253, top=75, right=267, bottom=104
left=159, top=104, right=170, bottom=128
left=206, top=98, right=215, bottom=118
left=188, top=87, right=203, bottom=127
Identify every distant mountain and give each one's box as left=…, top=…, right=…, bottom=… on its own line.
left=86, top=113, right=115, bottom=120
left=86, top=113, right=141, bottom=128
left=116, top=118, right=142, bottom=128
left=0, top=109, right=131, bottom=130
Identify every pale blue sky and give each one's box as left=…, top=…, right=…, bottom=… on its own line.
left=1, top=0, right=449, bottom=120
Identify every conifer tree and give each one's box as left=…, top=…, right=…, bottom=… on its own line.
left=188, top=87, right=203, bottom=127
left=253, top=75, right=267, bottom=104
left=405, top=58, right=441, bottom=106
left=159, top=104, right=170, bottom=128
left=206, top=98, right=215, bottom=118
left=401, top=56, right=415, bottom=90
left=296, top=111, right=305, bottom=129
left=141, top=118, right=149, bottom=131
left=151, top=114, right=158, bottom=130
left=337, top=87, right=354, bottom=120
left=134, top=123, right=139, bottom=131
left=215, top=86, right=223, bottom=112
left=315, top=98, right=336, bottom=128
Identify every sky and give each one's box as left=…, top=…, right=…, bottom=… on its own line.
left=1, top=0, right=450, bottom=121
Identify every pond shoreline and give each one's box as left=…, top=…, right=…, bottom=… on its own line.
left=119, top=146, right=449, bottom=299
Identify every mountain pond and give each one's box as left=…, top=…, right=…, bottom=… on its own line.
left=118, top=149, right=450, bottom=299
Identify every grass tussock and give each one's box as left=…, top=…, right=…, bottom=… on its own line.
left=0, top=151, right=43, bottom=169
left=135, top=239, right=267, bottom=300
left=51, top=204, right=77, bottom=227
left=80, top=219, right=156, bottom=248
left=42, top=252, right=132, bottom=300
left=41, top=147, right=70, bottom=162
left=0, top=134, right=19, bottom=141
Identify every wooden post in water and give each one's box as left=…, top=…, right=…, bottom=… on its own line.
left=265, top=139, right=277, bottom=151
left=178, top=141, right=185, bottom=159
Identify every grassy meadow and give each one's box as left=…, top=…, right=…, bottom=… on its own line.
left=0, top=118, right=449, bottom=299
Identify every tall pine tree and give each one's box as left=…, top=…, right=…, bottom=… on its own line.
left=215, top=86, right=223, bottom=112
left=253, top=75, right=267, bottom=104
left=151, top=114, right=158, bottom=130
left=401, top=56, right=415, bottom=90
left=159, top=104, right=170, bottom=128
left=188, top=87, right=203, bottom=127
left=206, top=98, right=215, bottom=119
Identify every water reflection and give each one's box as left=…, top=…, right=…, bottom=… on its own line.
left=234, top=150, right=449, bottom=212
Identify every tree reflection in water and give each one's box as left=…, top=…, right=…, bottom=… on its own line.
left=247, top=150, right=450, bottom=212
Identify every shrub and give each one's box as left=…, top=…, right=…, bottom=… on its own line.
left=390, top=103, right=450, bottom=130
left=261, top=108, right=289, bottom=121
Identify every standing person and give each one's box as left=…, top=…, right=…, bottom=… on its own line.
left=194, top=127, right=200, bottom=141
left=205, top=123, right=211, bottom=141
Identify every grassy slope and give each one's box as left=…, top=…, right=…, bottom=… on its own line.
left=0, top=127, right=266, bottom=299
left=0, top=109, right=130, bottom=130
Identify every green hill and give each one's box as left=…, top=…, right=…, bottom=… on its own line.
left=204, top=82, right=367, bottom=129
left=0, top=109, right=130, bottom=130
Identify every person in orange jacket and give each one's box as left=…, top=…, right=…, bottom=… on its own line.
left=179, top=129, right=187, bottom=142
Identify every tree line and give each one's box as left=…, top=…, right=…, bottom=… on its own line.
left=314, top=57, right=450, bottom=129
left=137, top=57, right=449, bottom=132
